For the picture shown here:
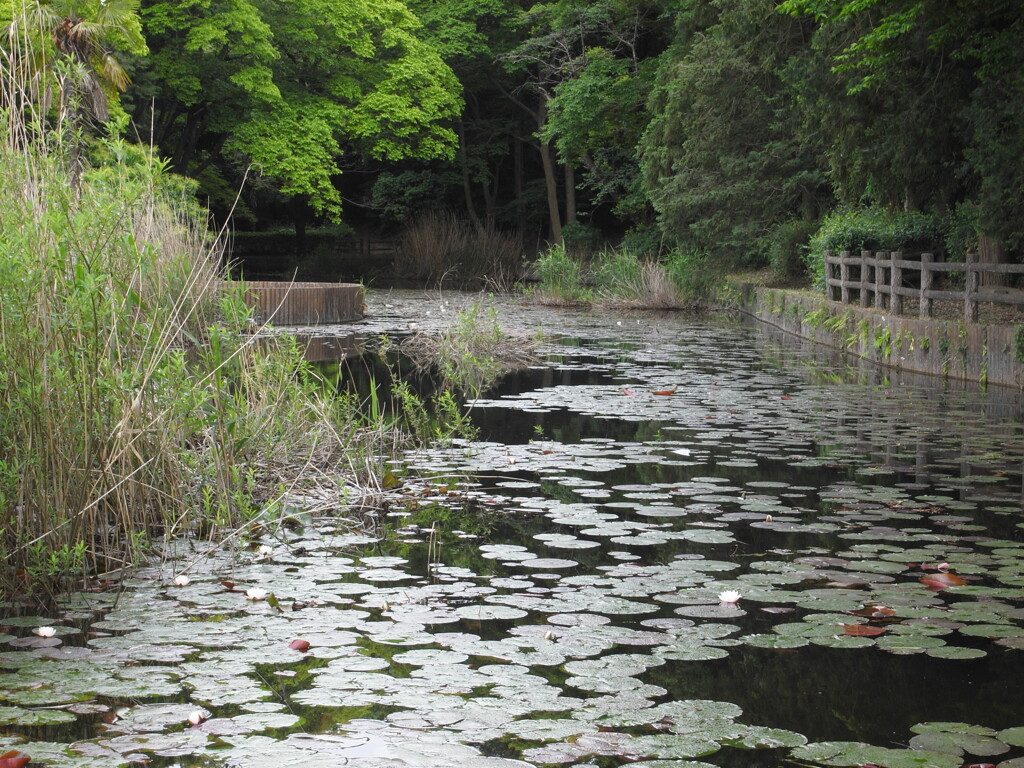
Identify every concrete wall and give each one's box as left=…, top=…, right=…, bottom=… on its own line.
left=734, top=283, right=1024, bottom=389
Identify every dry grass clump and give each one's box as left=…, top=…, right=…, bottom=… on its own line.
left=396, top=209, right=524, bottom=291
left=597, top=260, right=687, bottom=310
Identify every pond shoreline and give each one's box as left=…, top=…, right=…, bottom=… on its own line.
left=734, top=281, right=1024, bottom=388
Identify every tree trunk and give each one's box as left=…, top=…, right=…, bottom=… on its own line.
left=291, top=198, right=309, bottom=256
left=536, top=102, right=561, bottom=243
left=539, top=140, right=562, bottom=243
left=514, top=120, right=526, bottom=239
left=170, top=107, right=206, bottom=174
left=564, top=164, right=577, bottom=227
left=456, top=119, right=483, bottom=231
left=978, top=233, right=1008, bottom=287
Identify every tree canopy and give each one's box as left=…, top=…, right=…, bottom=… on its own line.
left=138, top=0, right=462, bottom=218
left=4, top=0, right=1022, bottom=265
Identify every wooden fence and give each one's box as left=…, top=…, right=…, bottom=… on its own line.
left=825, top=250, right=1024, bottom=321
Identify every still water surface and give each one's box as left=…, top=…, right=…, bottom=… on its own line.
left=2, top=290, right=1023, bottom=767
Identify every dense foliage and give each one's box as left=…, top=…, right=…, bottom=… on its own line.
left=3, top=0, right=1023, bottom=275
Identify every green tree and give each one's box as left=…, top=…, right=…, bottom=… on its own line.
left=780, top=0, right=1024, bottom=256
left=399, top=0, right=523, bottom=231
left=137, top=0, right=462, bottom=223
left=501, top=0, right=665, bottom=243
left=4, top=0, right=146, bottom=180
left=640, top=0, right=829, bottom=263
left=541, top=29, right=662, bottom=227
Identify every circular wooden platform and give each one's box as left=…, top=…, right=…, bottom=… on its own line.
left=239, top=281, right=365, bottom=325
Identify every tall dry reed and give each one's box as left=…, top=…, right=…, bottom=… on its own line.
left=396, top=209, right=523, bottom=291
left=0, top=29, right=390, bottom=599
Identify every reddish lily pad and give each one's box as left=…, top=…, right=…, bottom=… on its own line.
left=843, top=624, right=887, bottom=637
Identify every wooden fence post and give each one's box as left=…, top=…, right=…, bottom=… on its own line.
left=965, top=250, right=979, bottom=322
left=919, top=253, right=933, bottom=318
left=825, top=250, right=836, bottom=300
left=874, top=251, right=887, bottom=309
left=840, top=250, right=851, bottom=304
left=859, top=250, right=871, bottom=307
left=890, top=251, right=903, bottom=315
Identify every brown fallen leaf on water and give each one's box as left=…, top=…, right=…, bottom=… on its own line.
left=652, top=386, right=677, bottom=396
left=847, top=605, right=896, bottom=619
left=843, top=624, right=886, bottom=637
left=919, top=572, right=967, bottom=589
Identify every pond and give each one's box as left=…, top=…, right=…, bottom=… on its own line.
left=2, top=290, right=1024, bottom=768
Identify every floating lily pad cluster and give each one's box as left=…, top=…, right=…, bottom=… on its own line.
left=2, top=291, right=1023, bottom=767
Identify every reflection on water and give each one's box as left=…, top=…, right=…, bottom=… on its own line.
left=1, top=290, right=1023, bottom=768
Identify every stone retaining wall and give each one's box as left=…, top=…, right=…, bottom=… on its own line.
left=734, top=283, right=1024, bottom=389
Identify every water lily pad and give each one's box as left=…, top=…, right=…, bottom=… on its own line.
left=392, top=648, right=469, bottom=666
left=628, top=733, right=721, bottom=759
left=520, top=558, right=578, bottom=570
left=742, top=634, right=809, bottom=649
left=673, top=604, right=747, bottom=619
left=547, top=613, right=611, bottom=627
left=908, top=731, right=1009, bottom=757
left=658, top=646, right=730, bottom=661
left=925, top=646, right=987, bottom=660
left=454, top=605, right=528, bottom=621
left=791, top=741, right=962, bottom=768
left=680, top=530, right=736, bottom=545
left=725, top=726, right=808, bottom=749
left=998, top=728, right=1024, bottom=747
left=0, top=705, right=77, bottom=726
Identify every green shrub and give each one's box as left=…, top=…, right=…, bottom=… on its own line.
left=619, top=224, right=666, bottom=257
left=942, top=202, right=981, bottom=262
left=805, top=207, right=941, bottom=290
left=533, top=242, right=590, bottom=304
left=763, top=218, right=818, bottom=279
left=665, top=250, right=719, bottom=303
left=560, top=221, right=598, bottom=253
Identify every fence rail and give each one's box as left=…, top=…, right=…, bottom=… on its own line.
left=825, top=250, right=1024, bottom=321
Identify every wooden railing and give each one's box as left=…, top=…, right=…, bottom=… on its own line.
left=825, top=250, right=1024, bottom=321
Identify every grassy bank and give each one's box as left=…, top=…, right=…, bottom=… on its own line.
left=0, top=109, right=421, bottom=602
left=530, top=243, right=723, bottom=310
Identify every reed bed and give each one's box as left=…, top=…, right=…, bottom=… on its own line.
left=0, top=41, right=401, bottom=600
left=396, top=209, right=523, bottom=292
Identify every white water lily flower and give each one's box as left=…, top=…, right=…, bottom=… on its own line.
left=172, top=574, right=190, bottom=587
left=187, top=710, right=208, bottom=726
left=717, top=590, right=742, bottom=604
left=257, top=545, right=273, bottom=558
left=35, top=626, right=57, bottom=638
left=245, top=587, right=268, bottom=601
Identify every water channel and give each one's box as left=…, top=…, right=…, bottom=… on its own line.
left=2, top=290, right=1024, bottom=768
